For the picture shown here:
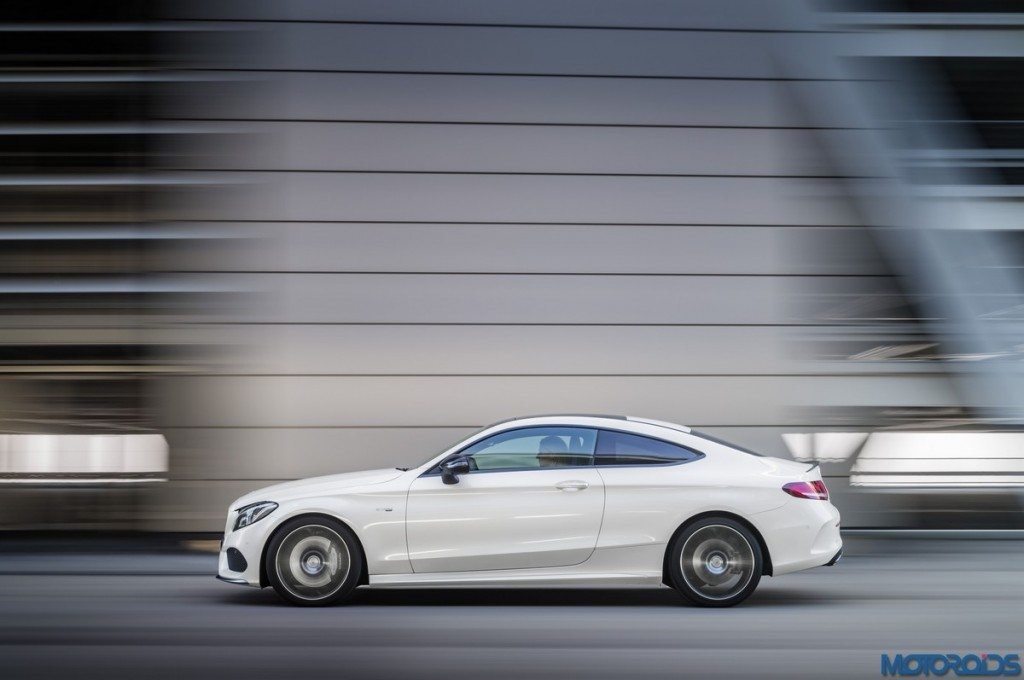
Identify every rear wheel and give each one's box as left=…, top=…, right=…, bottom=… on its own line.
left=668, top=517, right=762, bottom=607
left=265, top=516, right=363, bottom=606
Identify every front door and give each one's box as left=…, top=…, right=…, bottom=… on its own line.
left=405, top=426, right=605, bottom=573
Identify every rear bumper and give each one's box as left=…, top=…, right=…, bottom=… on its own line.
left=825, top=547, right=843, bottom=566
left=754, top=499, right=842, bottom=576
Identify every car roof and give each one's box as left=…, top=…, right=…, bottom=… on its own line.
left=488, top=414, right=691, bottom=435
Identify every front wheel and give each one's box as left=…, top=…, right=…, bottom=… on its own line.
left=265, top=516, right=364, bottom=606
left=667, top=517, right=762, bottom=607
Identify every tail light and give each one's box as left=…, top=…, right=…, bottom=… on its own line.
left=782, top=480, right=829, bottom=501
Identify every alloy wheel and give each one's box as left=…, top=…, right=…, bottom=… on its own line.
left=679, top=524, right=755, bottom=601
left=274, top=524, right=351, bottom=601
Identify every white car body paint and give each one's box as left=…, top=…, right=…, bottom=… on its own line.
left=218, top=415, right=841, bottom=589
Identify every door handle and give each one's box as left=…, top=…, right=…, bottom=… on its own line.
left=555, top=480, right=589, bottom=491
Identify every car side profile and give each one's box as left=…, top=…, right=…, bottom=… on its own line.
left=217, top=415, right=842, bottom=607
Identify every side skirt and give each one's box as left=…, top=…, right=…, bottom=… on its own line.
left=367, top=570, right=664, bottom=589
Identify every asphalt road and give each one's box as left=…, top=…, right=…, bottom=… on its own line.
left=0, top=537, right=1021, bottom=680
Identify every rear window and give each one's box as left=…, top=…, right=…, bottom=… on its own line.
left=595, top=430, right=703, bottom=466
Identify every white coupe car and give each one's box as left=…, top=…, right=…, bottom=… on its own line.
left=217, top=414, right=842, bottom=607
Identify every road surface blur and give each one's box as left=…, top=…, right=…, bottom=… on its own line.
left=0, top=536, right=1020, bottom=679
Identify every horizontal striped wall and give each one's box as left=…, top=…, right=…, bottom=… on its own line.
left=152, top=1, right=941, bottom=530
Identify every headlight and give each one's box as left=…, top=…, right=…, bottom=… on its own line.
left=233, top=501, right=277, bottom=531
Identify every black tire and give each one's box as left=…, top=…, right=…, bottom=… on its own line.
left=667, top=517, right=762, bottom=607
left=265, top=516, right=364, bottom=606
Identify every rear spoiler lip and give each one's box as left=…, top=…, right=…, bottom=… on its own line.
left=806, top=462, right=820, bottom=472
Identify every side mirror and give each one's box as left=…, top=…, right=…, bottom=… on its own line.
left=441, top=456, right=471, bottom=485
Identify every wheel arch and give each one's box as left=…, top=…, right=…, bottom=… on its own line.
left=258, top=512, right=370, bottom=588
left=661, top=510, right=773, bottom=586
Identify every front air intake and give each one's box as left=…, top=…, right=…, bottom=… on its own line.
left=226, top=548, right=248, bottom=572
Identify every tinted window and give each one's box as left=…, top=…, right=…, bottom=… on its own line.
left=595, top=430, right=703, bottom=466
left=460, top=427, right=597, bottom=471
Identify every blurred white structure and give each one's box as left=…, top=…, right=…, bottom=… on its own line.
left=851, top=432, right=1024, bottom=489
left=0, top=435, right=167, bottom=484
left=782, top=432, right=869, bottom=463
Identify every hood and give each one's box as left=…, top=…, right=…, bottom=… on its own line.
left=233, top=468, right=405, bottom=507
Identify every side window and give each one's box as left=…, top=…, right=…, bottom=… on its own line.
left=595, top=430, right=703, bottom=466
left=459, top=427, right=597, bottom=471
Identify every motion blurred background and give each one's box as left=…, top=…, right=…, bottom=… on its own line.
left=3, top=0, right=1024, bottom=534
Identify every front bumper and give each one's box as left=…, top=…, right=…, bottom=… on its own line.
left=215, top=574, right=252, bottom=586
left=216, top=511, right=277, bottom=587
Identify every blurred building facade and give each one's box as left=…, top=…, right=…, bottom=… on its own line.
left=1, top=0, right=1022, bottom=530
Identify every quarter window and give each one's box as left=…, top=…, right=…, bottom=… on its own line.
left=459, top=427, right=597, bottom=471
left=595, top=430, right=703, bottom=466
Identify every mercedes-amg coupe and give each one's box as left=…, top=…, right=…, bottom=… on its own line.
left=217, top=414, right=842, bottom=607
